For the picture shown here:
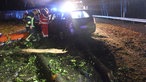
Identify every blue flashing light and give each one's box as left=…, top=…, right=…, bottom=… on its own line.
left=51, top=8, right=57, bottom=11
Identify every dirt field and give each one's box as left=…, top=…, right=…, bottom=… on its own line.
left=94, top=22, right=146, bottom=81
left=0, top=21, right=25, bottom=35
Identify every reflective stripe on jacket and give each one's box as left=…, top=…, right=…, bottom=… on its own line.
left=26, top=16, right=35, bottom=27
left=40, top=14, right=49, bottom=24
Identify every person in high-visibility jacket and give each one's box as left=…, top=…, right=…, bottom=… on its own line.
left=40, top=8, right=49, bottom=37
left=22, top=11, right=29, bottom=32
left=25, top=9, right=40, bottom=41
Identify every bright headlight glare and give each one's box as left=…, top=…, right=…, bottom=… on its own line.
left=71, top=11, right=90, bottom=19
left=60, top=2, right=76, bottom=12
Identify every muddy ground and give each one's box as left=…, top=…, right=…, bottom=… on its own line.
left=94, top=22, right=146, bottom=82
left=0, top=21, right=146, bottom=82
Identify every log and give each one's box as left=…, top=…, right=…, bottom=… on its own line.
left=21, top=49, right=67, bottom=54
left=0, top=48, right=67, bottom=55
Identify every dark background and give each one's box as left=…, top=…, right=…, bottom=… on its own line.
left=0, top=0, right=146, bottom=19
left=86, top=0, right=146, bottom=18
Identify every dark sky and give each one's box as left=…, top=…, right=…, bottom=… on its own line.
left=0, top=0, right=53, bottom=11
left=0, top=0, right=146, bottom=18
left=0, top=0, right=24, bottom=10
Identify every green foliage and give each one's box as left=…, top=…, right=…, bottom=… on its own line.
left=46, top=54, right=97, bottom=81
left=0, top=36, right=47, bottom=81
left=48, top=59, right=68, bottom=75
left=24, top=41, right=33, bottom=48
left=15, top=77, right=23, bottom=82
left=0, top=44, right=46, bottom=82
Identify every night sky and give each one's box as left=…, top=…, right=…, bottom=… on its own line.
left=0, top=0, right=24, bottom=10
left=0, top=0, right=52, bottom=10
left=0, top=0, right=146, bottom=18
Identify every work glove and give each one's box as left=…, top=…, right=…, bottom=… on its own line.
left=30, top=26, right=33, bottom=29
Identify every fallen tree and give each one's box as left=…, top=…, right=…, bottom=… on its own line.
left=0, top=48, right=67, bottom=55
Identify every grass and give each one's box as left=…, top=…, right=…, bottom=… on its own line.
left=0, top=21, right=25, bottom=35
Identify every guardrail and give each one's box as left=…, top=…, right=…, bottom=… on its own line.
left=93, top=15, right=146, bottom=34
left=93, top=15, right=146, bottom=23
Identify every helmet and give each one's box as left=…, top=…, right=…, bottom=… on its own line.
left=33, top=9, right=40, bottom=14
left=41, top=8, right=49, bottom=14
left=44, top=8, right=49, bottom=12
left=24, top=10, right=28, bottom=15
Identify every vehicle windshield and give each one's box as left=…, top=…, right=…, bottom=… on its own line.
left=71, top=11, right=90, bottom=19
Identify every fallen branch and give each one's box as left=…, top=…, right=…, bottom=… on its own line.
left=0, top=48, right=67, bottom=55
left=21, top=49, right=67, bottom=54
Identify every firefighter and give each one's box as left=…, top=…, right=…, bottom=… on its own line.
left=22, top=11, right=28, bottom=22
left=39, top=8, right=49, bottom=38
left=34, top=9, right=41, bottom=41
left=25, top=9, right=39, bottom=41
left=22, top=10, right=29, bottom=32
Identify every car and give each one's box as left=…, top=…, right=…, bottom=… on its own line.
left=48, top=10, right=97, bottom=39
left=69, top=10, right=96, bottom=35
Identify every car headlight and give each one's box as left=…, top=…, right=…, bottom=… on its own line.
left=71, top=11, right=90, bottom=19
left=60, top=2, right=76, bottom=12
